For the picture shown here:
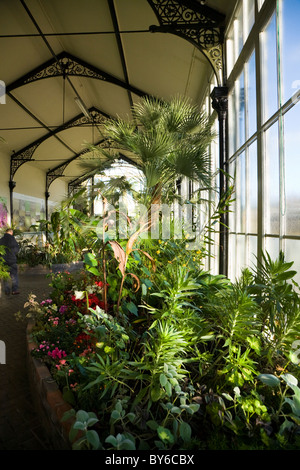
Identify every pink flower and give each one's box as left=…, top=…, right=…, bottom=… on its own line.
left=48, top=347, right=67, bottom=360
left=55, top=359, right=68, bottom=370
left=59, top=305, right=68, bottom=314
left=41, top=299, right=52, bottom=306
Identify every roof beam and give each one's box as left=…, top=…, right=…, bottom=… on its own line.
left=107, top=0, right=134, bottom=110
left=6, top=51, right=148, bottom=97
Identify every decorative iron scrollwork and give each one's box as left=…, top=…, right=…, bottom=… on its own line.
left=147, top=0, right=225, bottom=84
left=10, top=145, right=39, bottom=180
left=46, top=162, right=70, bottom=191
left=7, top=52, right=145, bottom=97
left=10, top=109, right=108, bottom=179
left=19, top=54, right=108, bottom=88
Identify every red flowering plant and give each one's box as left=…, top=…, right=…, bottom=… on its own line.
left=26, top=272, right=109, bottom=369
left=69, top=276, right=108, bottom=314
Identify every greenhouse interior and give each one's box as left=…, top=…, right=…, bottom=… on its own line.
left=1, top=0, right=300, bottom=452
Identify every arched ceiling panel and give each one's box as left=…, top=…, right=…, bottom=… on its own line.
left=121, top=32, right=209, bottom=100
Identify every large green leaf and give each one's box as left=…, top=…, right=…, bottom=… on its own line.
left=257, top=374, right=280, bottom=387
left=157, top=426, right=174, bottom=444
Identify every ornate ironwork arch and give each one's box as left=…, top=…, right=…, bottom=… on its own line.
left=6, top=51, right=147, bottom=97
left=46, top=138, right=140, bottom=193
left=10, top=108, right=108, bottom=180
left=147, top=0, right=225, bottom=85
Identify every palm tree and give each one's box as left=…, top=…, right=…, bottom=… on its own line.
left=81, top=95, right=216, bottom=211
left=78, top=96, right=217, bottom=312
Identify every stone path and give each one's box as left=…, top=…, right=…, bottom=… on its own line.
left=0, top=272, right=55, bottom=450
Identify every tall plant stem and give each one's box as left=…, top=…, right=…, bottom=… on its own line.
left=117, top=275, right=125, bottom=314
left=116, top=253, right=128, bottom=314
left=102, top=194, right=108, bottom=311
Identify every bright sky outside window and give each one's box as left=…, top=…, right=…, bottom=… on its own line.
left=225, top=0, right=300, bottom=283
left=283, top=104, right=300, bottom=236
left=260, top=12, right=278, bottom=123
left=248, top=141, right=258, bottom=234
left=246, top=50, right=257, bottom=138
left=237, top=151, right=246, bottom=233
left=243, top=0, right=255, bottom=41
left=264, top=122, right=280, bottom=235
left=237, top=71, right=246, bottom=147
left=280, top=0, right=300, bottom=106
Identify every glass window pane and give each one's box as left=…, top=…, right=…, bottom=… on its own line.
left=237, top=234, right=247, bottom=275
left=264, top=122, right=280, bottom=234
left=236, top=151, right=246, bottom=233
left=228, top=159, right=237, bottom=233
left=228, top=233, right=237, bottom=279
left=228, top=87, right=237, bottom=156
left=284, top=239, right=300, bottom=285
left=248, top=235, right=257, bottom=268
left=247, top=50, right=257, bottom=138
left=260, top=12, right=278, bottom=122
left=281, top=0, right=300, bottom=105
left=226, top=23, right=234, bottom=76
left=264, top=236, right=280, bottom=260
left=244, top=0, right=255, bottom=41
left=237, top=71, right=246, bottom=147
left=234, top=4, right=244, bottom=60
left=284, top=105, right=300, bottom=236
left=248, top=141, right=258, bottom=233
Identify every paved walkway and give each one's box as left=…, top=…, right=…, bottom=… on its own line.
left=0, top=271, right=55, bottom=450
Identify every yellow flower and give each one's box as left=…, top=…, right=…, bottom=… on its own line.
left=156, top=250, right=160, bottom=254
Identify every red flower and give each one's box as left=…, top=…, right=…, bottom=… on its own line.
left=71, top=292, right=107, bottom=311
left=95, top=281, right=104, bottom=288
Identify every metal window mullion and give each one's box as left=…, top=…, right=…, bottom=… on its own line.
left=255, top=1, right=264, bottom=266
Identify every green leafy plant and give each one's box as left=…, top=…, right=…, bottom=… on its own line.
left=62, top=409, right=102, bottom=450
left=257, top=373, right=300, bottom=448
left=81, top=95, right=215, bottom=208
left=0, top=245, right=10, bottom=280
left=250, top=251, right=300, bottom=358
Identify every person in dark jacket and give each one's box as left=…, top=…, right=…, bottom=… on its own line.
left=0, top=228, right=20, bottom=295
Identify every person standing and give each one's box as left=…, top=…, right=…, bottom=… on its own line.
left=0, top=228, right=20, bottom=295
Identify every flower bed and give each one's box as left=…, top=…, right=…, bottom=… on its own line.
left=26, top=320, right=74, bottom=449
left=24, top=255, right=300, bottom=451
left=24, top=268, right=206, bottom=450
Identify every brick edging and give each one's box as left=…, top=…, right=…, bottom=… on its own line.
left=26, top=320, right=76, bottom=450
